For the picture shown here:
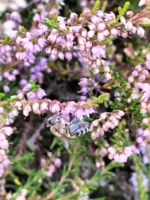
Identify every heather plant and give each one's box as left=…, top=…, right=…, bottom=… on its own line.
left=0, top=0, right=150, bottom=199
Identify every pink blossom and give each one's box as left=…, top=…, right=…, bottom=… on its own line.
left=50, top=103, right=60, bottom=113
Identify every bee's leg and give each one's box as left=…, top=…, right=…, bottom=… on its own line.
left=27, top=132, right=39, bottom=151
left=61, top=138, right=71, bottom=153
left=62, top=138, right=69, bottom=149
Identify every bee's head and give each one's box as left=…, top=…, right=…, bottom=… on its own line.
left=46, top=114, right=62, bottom=127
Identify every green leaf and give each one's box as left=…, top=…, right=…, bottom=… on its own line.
left=2, top=36, right=11, bottom=44
left=92, top=0, right=101, bottom=14
left=141, top=21, right=150, bottom=27
left=100, top=172, right=116, bottom=179
left=45, top=17, right=59, bottom=29
left=92, top=93, right=110, bottom=104
left=118, top=1, right=130, bottom=18
left=124, top=1, right=130, bottom=10
left=0, top=92, right=5, bottom=100
left=105, top=162, right=124, bottom=171
left=29, top=80, right=39, bottom=91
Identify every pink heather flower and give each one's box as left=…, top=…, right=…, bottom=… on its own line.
left=2, top=159, right=10, bottom=167
left=132, top=70, right=139, bottom=77
left=80, top=87, right=88, bottom=95
left=135, top=64, right=142, bottom=71
left=9, top=11, right=22, bottom=23
left=46, top=164, right=55, bottom=177
left=12, top=109, right=19, bottom=119
left=51, top=48, right=58, bottom=60
left=103, top=30, right=109, bottom=36
left=32, top=102, right=41, bottom=114
left=0, top=168, right=4, bottom=178
left=16, top=51, right=27, bottom=60
left=146, top=54, right=150, bottom=69
left=65, top=52, right=72, bottom=61
left=74, top=108, right=85, bottom=119
left=38, top=38, right=46, bottom=48
left=62, top=102, right=76, bottom=116
left=66, top=33, right=74, bottom=41
left=66, top=41, right=73, bottom=49
left=84, top=107, right=95, bottom=117
left=99, top=148, right=108, bottom=157
left=88, top=23, right=96, bottom=30
left=58, top=52, right=64, bottom=60
left=22, top=83, right=32, bottom=92
left=124, top=147, right=133, bottom=156
left=80, top=96, right=87, bottom=101
left=36, top=88, right=46, bottom=99
left=54, top=158, right=61, bottom=168
left=98, top=23, right=106, bottom=31
left=91, top=119, right=100, bottom=128
left=130, top=145, right=139, bottom=154
left=117, top=110, right=125, bottom=117
left=20, top=79, right=28, bottom=86
left=97, top=10, right=104, bottom=17
left=70, top=25, right=81, bottom=33
left=96, top=161, right=101, bottom=168
left=86, top=41, right=92, bottom=48
left=100, top=112, right=108, bottom=120
left=110, top=118, right=119, bottom=126
left=97, top=32, right=105, bottom=41
left=96, top=127, right=105, bottom=136
left=81, top=30, right=87, bottom=37
left=0, top=134, right=5, bottom=141
left=92, top=46, right=106, bottom=58
left=23, top=104, right=32, bottom=117
left=15, top=101, right=22, bottom=110
left=88, top=30, right=95, bottom=38
left=91, top=131, right=98, bottom=140
left=139, top=0, right=146, bottom=6
left=78, top=37, right=86, bottom=46
left=91, top=16, right=100, bottom=24
left=98, top=23, right=106, bottom=32
left=17, top=93, right=24, bottom=100
left=105, top=73, right=112, bottom=80
left=50, top=103, right=60, bottom=113
left=2, top=127, right=13, bottom=136
left=122, top=32, right=128, bottom=38
left=125, top=21, right=133, bottom=31
left=79, top=78, right=88, bottom=87
left=113, top=154, right=120, bottom=162
left=137, top=27, right=145, bottom=37
left=40, top=102, right=49, bottom=112
left=120, top=154, right=128, bottom=163
left=69, top=12, right=78, bottom=20
left=48, top=32, right=58, bottom=44
left=16, top=189, right=27, bottom=200
left=3, top=85, right=10, bottom=92
left=26, top=91, right=37, bottom=100
left=111, top=28, right=118, bottom=36
left=108, top=147, right=116, bottom=155
left=0, top=140, right=9, bottom=149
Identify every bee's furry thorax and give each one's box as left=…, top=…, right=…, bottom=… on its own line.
left=46, top=114, right=90, bottom=139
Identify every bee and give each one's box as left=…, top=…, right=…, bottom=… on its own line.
left=46, top=114, right=90, bottom=149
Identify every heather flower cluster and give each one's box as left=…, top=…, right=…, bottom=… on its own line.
left=40, top=152, right=61, bottom=177
left=91, top=110, right=125, bottom=140
left=0, top=0, right=150, bottom=199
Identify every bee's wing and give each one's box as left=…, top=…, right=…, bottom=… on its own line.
left=61, top=135, right=72, bottom=149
